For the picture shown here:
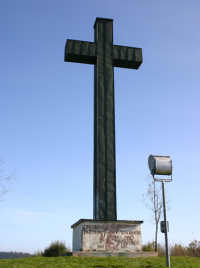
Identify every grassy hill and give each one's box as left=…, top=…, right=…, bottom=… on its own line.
left=0, top=256, right=200, bottom=268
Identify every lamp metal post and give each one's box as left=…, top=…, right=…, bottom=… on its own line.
left=148, top=155, right=172, bottom=268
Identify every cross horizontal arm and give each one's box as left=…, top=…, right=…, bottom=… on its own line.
left=113, top=45, right=142, bottom=69
left=65, top=39, right=96, bottom=65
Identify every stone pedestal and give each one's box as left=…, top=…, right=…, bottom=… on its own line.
left=71, top=219, right=143, bottom=253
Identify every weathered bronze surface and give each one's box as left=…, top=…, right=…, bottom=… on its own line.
left=65, top=18, right=142, bottom=221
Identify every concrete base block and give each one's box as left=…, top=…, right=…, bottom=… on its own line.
left=71, top=219, right=144, bottom=253
left=72, top=251, right=158, bottom=257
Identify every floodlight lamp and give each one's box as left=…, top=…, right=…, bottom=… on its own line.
left=148, top=155, right=172, bottom=180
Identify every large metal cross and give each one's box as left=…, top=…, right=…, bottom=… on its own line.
left=64, top=18, right=142, bottom=221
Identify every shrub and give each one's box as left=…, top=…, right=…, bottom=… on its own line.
left=170, top=244, right=187, bottom=256
left=157, top=244, right=165, bottom=256
left=42, top=241, right=70, bottom=257
left=142, top=241, right=155, bottom=251
left=187, top=240, right=200, bottom=257
left=34, top=250, right=43, bottom=257
left=142, top=241, right=167, bottom=255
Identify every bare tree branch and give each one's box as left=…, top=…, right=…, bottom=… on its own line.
left=143, top=179, right=163, bottom=252
left=0, top=160, right=12, bottom=201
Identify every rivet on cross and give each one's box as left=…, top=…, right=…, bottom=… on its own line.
left=64, top=18, right=142, bottom=221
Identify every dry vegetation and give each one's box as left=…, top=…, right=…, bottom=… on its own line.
left=142, top=240, right=200, bottom=257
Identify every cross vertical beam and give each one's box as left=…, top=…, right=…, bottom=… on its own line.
left=93, top=18, right=116, bottom=220
left=64, top=17, right=142, bottom=222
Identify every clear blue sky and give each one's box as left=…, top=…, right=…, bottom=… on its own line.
left=0, top=0, right=200, bottom=254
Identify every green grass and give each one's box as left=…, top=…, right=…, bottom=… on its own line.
left=0, top=256, right=199, bottom=268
